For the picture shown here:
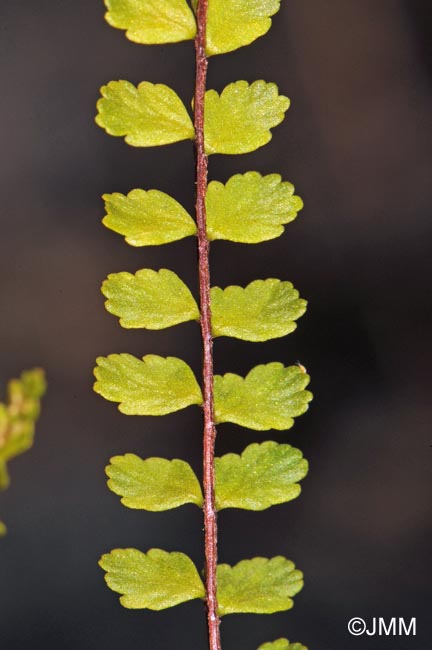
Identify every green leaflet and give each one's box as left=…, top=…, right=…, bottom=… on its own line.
left=104, top=0, right=196, bottom=45
left=206, top=172, right=303, bottom=243
left=211, top=279, right=307, bottom=342
left=258, top=640, right=308, bottom=650
left=99, top=548, right=205, bottom=609
left=214, top=363, right=312, bottom=430
left=102, top=269, right=199, bottom=329
left=215, top=442, right=308, bottom=511
left=102, top=189, right=196, bottom=246
left=106, top=454, right=203, bottom=510
left=93, top=354, right=203, bottom=415
left=0, top=520, right=6, bottom=536
left=204, top=81, right=290, bottom=155
left=96, top=80, right=194, bottom=147
left=205, top=0, right=281, bottom=56
left=217, top=556, right=303, bottom=615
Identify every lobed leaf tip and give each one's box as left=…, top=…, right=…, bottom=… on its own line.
left=204, top=0, right=283, bottom=56
left=104, top=0, right=196, bottom=45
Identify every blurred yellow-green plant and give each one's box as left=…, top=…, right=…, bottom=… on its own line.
left=0, top=369, right=46, bottom=535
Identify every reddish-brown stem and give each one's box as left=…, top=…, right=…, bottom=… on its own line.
left=194, top=2, right=221, bottom=650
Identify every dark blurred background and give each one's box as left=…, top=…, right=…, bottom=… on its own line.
left=0, top=1, right=431, bottom=649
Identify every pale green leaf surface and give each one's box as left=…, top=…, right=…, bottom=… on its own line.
left=102, top=269, right=199, bottom=329
left=104, top=0, right=196, bottom=44
left=215, top=441, right=308, bottom=511
left=214, top=363, right=312, bottom=430
left=94, top=354, right=203, bottom=415
left=217, top=556, right=303, bottom=615
left=211, top=279, right=307, bottom=341
left=96, top=80, right=194, bottom=146
left=205, top=0, right=281, bottom=56
left=0, top=520, right=6, bottom=536
left=99, top=548, right=205, bottom=609
left=106, top=454, right=203, bottom=510
left=102, top=189, right=196, bottom=246
left=258, top=639, right=308, bottom=650
left=204, top=81, right=290, bottom=155
left=206, top=172, right=303, bottom=243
